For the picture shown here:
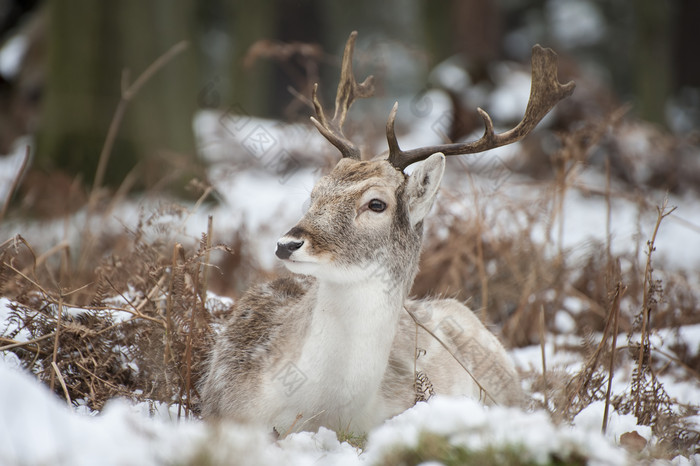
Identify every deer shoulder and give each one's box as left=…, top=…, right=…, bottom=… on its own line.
left=201, top=275, right=314, bottom=421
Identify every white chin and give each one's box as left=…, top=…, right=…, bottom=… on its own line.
left=282, top=259, right=319, bottom=275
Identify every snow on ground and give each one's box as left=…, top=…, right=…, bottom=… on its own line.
left=0, top=359, right=646, bottom=466
left=1, top=339, right=698, bottom=465
left=366, top=396, right=629, bottom=465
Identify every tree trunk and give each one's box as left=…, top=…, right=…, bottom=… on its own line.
left=633, top=0, right=672, bottom=126
left=228, top=0, right=277, bottom=117
left=37, top=0, right=198, bottom=192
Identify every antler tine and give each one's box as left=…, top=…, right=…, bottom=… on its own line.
left=311, top=31, right=375, bottom=160
left=386, top=102, right=401, bottom=158
left=387, top=44, right=576, bottom=171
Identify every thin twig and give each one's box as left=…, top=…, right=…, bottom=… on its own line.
left=135, top=274, right=168, bottom=314
left=164, top=243, right=182, bottom=365
left=282, top=413, right=305, bottom=438
left=6, top=262, right=52, bottom=298
left=104, top=277, right=167, bottom=327
left=0, top=332, right=55, bottom=351
left=604, top=155, right=612, bottom=269
left=0, top=237, right=15, bottom=250
left=602, top=282, right=625, bottom=434
left=286, top=85, right=314, bottom=109
left=635, top=199, right=676, bottom=417
left=183, top=262, right=201, bottom=420
left=51, top=361, right=72, bottom=406
left=413, top=320, right=419, bottom=401
left=200, top=215, right=213, bottom=304
left=567, top=285, right=620, bottom=408
left=539, top=305, right=548, bottom=408
left=649, top=346, right=700, bottom=381
left=49, top=294, right=64, bottom=392
left=177, top=185, right=214, bottom=236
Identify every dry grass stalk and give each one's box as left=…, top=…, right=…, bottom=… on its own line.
left=633, top=198, right=677, bottom=421
left=49, top=294, right=63, bottom=392
left=564, top=286, right=619, bottom=418
left=201, top=215, right=214, bottom=303
left=164, top=242, right=183, bottom=367
left=51, top=361, right=71, bottom=406
left=604, top=155, right=613, bottom=267
left=180, top=263, right=199, bottom=420
left=602, top=282, right=625, bottom=434
left=539, top=305, right=548, bottom=408
left=1, top=207, right=233, bottom=414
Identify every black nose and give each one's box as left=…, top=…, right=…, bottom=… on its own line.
left=275, top=240, right=304, bottom=260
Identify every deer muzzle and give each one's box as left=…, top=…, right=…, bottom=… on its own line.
left=275, top=239, right=304, bottom=260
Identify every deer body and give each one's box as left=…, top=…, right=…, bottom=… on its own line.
left=201, top=32, right=574, bottom=433
left=201, top=156, right=523, bottom=432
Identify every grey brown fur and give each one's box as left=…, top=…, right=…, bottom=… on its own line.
left=200, top=156, right=524, bottom=432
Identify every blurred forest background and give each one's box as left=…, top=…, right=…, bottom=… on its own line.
left=0, top=0, right=698, bottom=212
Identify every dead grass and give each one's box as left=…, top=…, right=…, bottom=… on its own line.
left=0, top=204, right=238, bottom=415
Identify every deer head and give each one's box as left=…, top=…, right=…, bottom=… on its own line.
left=275, top=32, right=574, bottom=291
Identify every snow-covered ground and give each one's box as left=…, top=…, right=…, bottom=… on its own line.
left=1, top=316, right=698, bottom=465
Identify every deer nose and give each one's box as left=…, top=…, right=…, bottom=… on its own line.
left=275, top=240, right=304, bottom=260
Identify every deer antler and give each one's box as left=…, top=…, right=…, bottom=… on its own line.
left=310, top=31, right=375, bottom=160
left=386, top=45, right=576, bottom=171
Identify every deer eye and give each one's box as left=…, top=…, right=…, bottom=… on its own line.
left=368, top=199, right=387, bottom=213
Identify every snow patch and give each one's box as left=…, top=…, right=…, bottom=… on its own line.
left=366, top=396, right=628, bottom=465
left=0, top=34, right=28, bottom=80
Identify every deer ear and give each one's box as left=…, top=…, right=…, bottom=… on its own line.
left=405, top=152, right=445, bottom=226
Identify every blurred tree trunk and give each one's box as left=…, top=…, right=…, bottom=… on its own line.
left=37, top=0, right=199, bottom=192
left=633, top=0, right=672, bottom=126
left=423, top=0, right=502, bottom=71
left=675, top=0, right=700, bottom=89
left=228, top=0, right=276, bottom=117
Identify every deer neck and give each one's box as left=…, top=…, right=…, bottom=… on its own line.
left=297, top=275, right=405, bottom=402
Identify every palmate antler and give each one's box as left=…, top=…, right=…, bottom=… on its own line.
left=312, top=32, right=576, bottom=170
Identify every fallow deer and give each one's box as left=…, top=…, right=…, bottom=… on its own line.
left=201, top=32, right=575, bottom=433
